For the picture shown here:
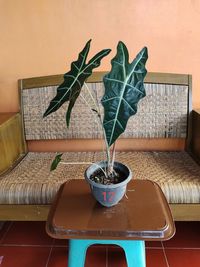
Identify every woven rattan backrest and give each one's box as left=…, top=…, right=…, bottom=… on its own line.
left=19, top=72, right=191, bottom=141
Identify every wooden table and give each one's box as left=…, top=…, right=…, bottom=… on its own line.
left=46, top=179, right=175, bottom=267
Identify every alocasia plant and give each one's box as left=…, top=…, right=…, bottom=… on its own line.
left=43, top=40, right=148, bottom=178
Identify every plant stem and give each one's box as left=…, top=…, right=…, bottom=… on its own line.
left=60, top=162, right=93, bottom=165
left=99, top=115, right=111, bottom=174
left=79, top=93, right=101, bottom=128
left=110, top=142, right=116, bottom=173
left=83, top=82, right=100, bottom=113
left=60, top=161, right=108, bottom=178
left=83, top=82, right=111, bottom=174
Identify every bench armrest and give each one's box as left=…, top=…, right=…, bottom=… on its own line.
left=0, top=113, right=27, bottom=175
left=191, top=109, right=200, bottom=161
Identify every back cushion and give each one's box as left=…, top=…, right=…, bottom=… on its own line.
left=22, top=80, right=188, bottom=140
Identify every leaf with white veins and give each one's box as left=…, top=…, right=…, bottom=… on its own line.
left=101, top=42, right=148, bottom=147
left=43, top=40, right=111, bottom=127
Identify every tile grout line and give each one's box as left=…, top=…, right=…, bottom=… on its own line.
left=146, top=246, right=163, bottom=249
left=146, top=246, right=200, bottom=250
left=45, top=238, right=55, bottom=267
left=45, top=246, right=53, bottom=267
left=164, top=247, right=200, bottom=250
left=161, top=242, right=170, bottom=267
left=0, top=222, right=5, bottom=232
left=0, top=222, right=13, bottom=244
left=0, top=222, right=13, bottom=266
left=0, top=244, right=54, bottom=247
left=105, top=246, right=108, bottom=267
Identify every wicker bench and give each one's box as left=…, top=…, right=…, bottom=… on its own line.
left=0, top=72, right=200, bottom=221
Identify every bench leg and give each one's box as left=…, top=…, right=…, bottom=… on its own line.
left=68, top=239, right=145, bottom=267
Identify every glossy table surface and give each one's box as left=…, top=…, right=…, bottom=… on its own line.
left=46, top=179, right=175, bottom=241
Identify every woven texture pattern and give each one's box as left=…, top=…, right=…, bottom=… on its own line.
left=0, top=151, right=199, bottom=204
left=22, top=83, right=188, bottom=140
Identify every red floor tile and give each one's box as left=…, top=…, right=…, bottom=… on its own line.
left=85, top=246, right=106, bottom=267
left=145, top=241, right=162, bottom=248
left=47, top=247, right=68, bottom=267
left=146, top=249, right=168, bottom=267
left=108, top=246, right=127, bottom=267
left=165, top=248, right=200, bottom=267
left=2, top=221, right=53, bottom=245
left=0, top=221, right=199, bottom=267
left=0, top=222, right=12, bottom=244
left=0, top=246, right=50, bottom=267
left=163, top=222, right=200, bottom=248
left=47, top=245, right=106, bottom=267
left=53, top=238, right=68, bottom=247
left=108, top=246, right=168, bottom=267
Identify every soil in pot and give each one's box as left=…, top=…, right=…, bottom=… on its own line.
left=90, top=167, right=127, bottom=185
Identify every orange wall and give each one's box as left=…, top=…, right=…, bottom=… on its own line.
left=0, top=0, right=200, bottom=112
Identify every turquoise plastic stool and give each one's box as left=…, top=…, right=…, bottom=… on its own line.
left=68, top=239, right=145, bottom=267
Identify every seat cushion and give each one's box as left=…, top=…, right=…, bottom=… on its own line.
left=0, top=151, right=200, bottom=204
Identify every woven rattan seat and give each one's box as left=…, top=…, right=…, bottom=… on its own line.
left=1, top=151, right=199, bottom=204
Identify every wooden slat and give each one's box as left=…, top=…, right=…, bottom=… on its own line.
left=191, top=109, right=200, bottom=160
left=186, top=75, right=193, bottom=151
left=0, top=112, right=17, bottom=125
left=145, top=72, right=189, bottom=85
left=170, top=204, right=200, bottom=221
left=0, top=205, right=49, bottom=221
left=0, top=113, right=27, bottom=175
left=20, top=72, right=107, bottom=89
left=20, top=72, right=190, bottom=89
left=0, top=204, right=199, bottom=221
left=27, top=138, right=186, bottom=152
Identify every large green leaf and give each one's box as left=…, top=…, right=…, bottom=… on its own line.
left=101, top=42, right=148, bottom=147
left=43, top=40, right=111, bottom=126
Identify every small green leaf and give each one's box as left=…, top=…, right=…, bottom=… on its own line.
left=50, top=153, right=63, bottom=171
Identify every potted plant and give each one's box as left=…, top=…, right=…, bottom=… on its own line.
left=43, top=40, right=148, bottom=207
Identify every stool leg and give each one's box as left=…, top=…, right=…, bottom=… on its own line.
left=68, top=239, right=146, bottom=267
left=122, top=240, right=145, bottom=267
left=68, top=239, right=93, bottom=267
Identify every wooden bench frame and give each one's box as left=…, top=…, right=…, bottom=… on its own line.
left=0, top=72, right=200, bottom=221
